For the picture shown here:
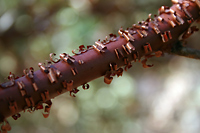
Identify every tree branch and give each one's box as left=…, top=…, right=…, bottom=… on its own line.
left=0, top=0, right=200, bottom=132
left=168, top=41, right=200, bottom=59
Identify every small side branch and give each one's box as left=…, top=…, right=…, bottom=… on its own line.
left=168, top=41, right=200, bottom=60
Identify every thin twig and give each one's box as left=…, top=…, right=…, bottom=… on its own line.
left=168, top=41, right=200, bottom=60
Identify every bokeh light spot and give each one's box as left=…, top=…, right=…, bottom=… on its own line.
left=57, top=100, right=79, bottom=127
left=0, top=54, right=17, bottom=76
left=0, top=10, right=14, bottom=33
left=15, top=14, right=32, bottom=33
left=111, top=73, right=135, bottom=98
left=95, top=87, right=117, bottom=109
left=56, top=8, right=79, bottom=26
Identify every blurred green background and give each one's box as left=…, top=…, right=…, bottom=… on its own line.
left=1, top=0, right=200, bottom=133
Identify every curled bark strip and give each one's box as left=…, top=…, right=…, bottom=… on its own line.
left=155, top=51, right=163, bottom=57
left=47, top=68, right=58, bottom=83
left=116, top=68, right=123, bottom=77
left=72, top=45, right=88, bottom=55
left=23, top=67, right=34, bottom=79
left=0, top=120, right=11, bottom=132
left=70, top=88, right=79, bottom=97
left=95, top=41, right=107, bottom=50
left=11, top=113, right=21, bottom=120
left=110, top=62, right=117, bottom=71
left=114, top=48, right=124, bottom=59
left=41, top=100, right=52, bottom=118
left=109, top=33, right=117, bottom=42
left=82, top=83, right=90, bottom=90
left=181, top=26, right=199, bottom=39
left=0, top=0, right=200, bottom=129
left=49, top=53, right=60, bottom=63
left=141, top=58, right=154, bottom=68
left=60, top=53, right=76, bottom=64
left=71, top=68, right=78, bottom=76
left=0, top=73, right=16, bottom=88
left=143, top=43, right=152, bottom=54
left=62, top=80, right=74, bottom=92
left=78, top=60, right=84, bottom=65
left=42, top=113, right=49, bottom=118
left=125, top=62, right=132, bottom=71
left=35, top=104, right=43, bottom=110
left=38, top=62, right=61, bottom=83
left=104, top=75, right=113, bottom=85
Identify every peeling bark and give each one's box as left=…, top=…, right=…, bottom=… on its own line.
left=0, top=0, right=200, bottom=132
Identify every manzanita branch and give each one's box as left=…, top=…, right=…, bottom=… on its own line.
left=0, top=0, right=200, bottom=132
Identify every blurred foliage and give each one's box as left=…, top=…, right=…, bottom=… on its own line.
left=0, top=0, right=200, bottom=133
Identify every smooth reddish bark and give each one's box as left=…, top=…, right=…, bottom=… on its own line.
left=0, top=0, right=199, bottom=125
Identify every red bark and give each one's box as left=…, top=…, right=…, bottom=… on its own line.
left=0, top=0, right=200, bottom=130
